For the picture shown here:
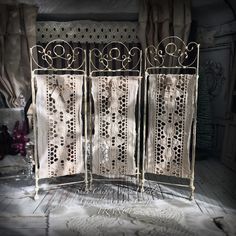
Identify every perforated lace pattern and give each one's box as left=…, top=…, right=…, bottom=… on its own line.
left=36, top=74, right=84, bottom=179
left=147, top=74, right=196, bottom=178
left=36, top=21, right=138, bottom=43
left=91, top=76, right=139, bottom=177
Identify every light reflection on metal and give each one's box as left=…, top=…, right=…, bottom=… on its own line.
left=145, top=36, right=198, bottom=72
left=31, top=39, right=86, bottom=72
left=89, top=41, right=142, bottom=76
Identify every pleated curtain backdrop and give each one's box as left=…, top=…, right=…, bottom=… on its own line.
left=0, top=3, right=38, bottom=108
left=138, top=0, right=192, bottom=49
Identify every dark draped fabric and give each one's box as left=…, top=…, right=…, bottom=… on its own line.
left=138, top=0, right=192, bottom=49
left=0, top=4, right=37, bottom=108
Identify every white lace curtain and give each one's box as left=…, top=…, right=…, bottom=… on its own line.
left=91, top=76, right=140, bottom=178
left=36, top=74, right=85, bottom=179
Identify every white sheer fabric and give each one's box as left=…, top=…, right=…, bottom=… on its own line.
left=36, top=74, right=84, bottom=179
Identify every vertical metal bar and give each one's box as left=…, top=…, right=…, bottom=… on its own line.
left=136, top=77, right=141, bottom=184
left=84, top=49, right=88, bottom=192
left=88, top=50, right=93, bottom=189
left=30, top=49, right=39, bottom=200
left=89, top=76, right=93, bottom=190
left=189, top=44, right=200, bottom=200
left=89, top=50, right=92, bottom=77
left=141, top=71, right=148, bottom=192
left=136, top=50, right=142, bottom=187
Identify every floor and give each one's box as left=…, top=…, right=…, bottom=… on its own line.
left=0, top=157, right=235, bottom=235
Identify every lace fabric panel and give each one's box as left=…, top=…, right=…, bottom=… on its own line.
left=91, top=76, right=140, bottom=178
left=146, top=74, right=196, bottom=178
left=35, top=74, right=84, bottom=179
left=37, top=21, right=138, bottom=43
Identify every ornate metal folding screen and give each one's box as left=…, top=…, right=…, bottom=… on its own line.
left=144, top=36, right=200, bottom=199
left=89, top=42, right=142, bottom=184
left=30, top=40, right=87, bottom=199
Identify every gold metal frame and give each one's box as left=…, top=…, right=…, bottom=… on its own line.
left=88, top=41, right=142, bottom=188
left=30, top=39, right=88, bottom=200
left=143, top=36, right=200, bottom=200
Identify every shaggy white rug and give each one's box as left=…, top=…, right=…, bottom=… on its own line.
left=49, top=199, right=225, bottom=236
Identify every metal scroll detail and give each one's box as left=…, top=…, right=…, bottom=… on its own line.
left=147, top=74, right=196, bottom=178
left=89, top=41, right=142, bottom=76
left=145, top=36, right=198, bottom=69
left=36, top=74, right=84, bottom=178
left=31, top=39, right=86, bottom=71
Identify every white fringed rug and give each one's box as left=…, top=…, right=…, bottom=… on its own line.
left=49, top=199, right=224, bottom=236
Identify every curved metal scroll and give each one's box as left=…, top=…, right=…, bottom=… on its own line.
left=89, top=41, right=142, bottom=76
left=145, top=36, right=199, bottom=71
left=30, top=39, right=86, bottom=72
